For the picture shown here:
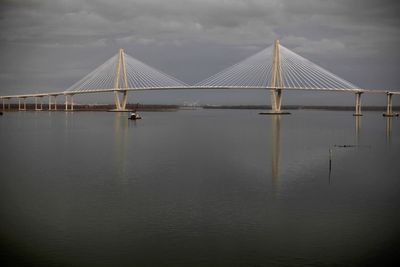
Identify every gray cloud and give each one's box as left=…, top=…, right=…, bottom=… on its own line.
left=0, top=0, right=399, bottom=105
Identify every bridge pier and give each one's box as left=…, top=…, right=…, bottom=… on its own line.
left=353, top=91, right=363, bottom=116
left=272, top=89, right=282, bottom=113
left=2, top=99, right=4, bottom=111
left=48, top=95, right=52, bottom=110
left=48, top=95, right=58, bottom=111
left=64, top=94, right=75, bottom=111
left=18, top=98, right=26, bottom=111
left=35, top=97, right=43, bottom=111
left=383, top=92, right=399, bottom=117
left=260, top=89, right=289, bottom=115
left=65, top=95, right=68, bottom=110
left=112, top=90, right=130, bottom=111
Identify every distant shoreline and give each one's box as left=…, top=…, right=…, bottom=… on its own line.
left=202, top=105, right=400, bottom=111
left=2, top=103, right=399, bottom=111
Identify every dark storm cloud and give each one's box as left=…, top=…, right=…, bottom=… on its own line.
left=1, top=0, right=397, bottom=48
left=0, top=0, right=399, bottom=104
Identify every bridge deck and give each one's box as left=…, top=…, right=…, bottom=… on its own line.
left=1, top=86, right=399, bottom=99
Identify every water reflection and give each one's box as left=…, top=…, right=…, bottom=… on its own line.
left=355, top=116, right=361, bottom=145
left=271, top=115, right=281, bottom=194
left=114, top=113, right=129, bottom=181
left=386, top=117, right=392, bottom=144
left=64, top=110, right=74, bottom=130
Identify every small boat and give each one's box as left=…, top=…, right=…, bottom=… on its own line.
left=129, top=112, right=142, bottom=120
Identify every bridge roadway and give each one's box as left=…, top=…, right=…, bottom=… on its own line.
left=2, top=41, right=399, bottom=116
left=1, top=86, right=399, bottom=116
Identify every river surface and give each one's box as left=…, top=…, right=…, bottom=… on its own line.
left=0, top=109, right=399, bottom=266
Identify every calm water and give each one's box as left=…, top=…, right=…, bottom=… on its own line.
left=0, top=109, right=399, bottom=266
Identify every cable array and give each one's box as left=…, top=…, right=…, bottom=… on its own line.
left=65, top=51, right=187, bottom=92
left=279, top=45, right=358, bottom=90
left=196, top=44, right=359, bottom=90
left=196, top=45, right=274, bottom=88
left=65, top=44, right=359, bottom=93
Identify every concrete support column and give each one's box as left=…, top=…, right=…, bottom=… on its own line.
left=353, top=92, right=363, bottom=116
left=48, top=96, right=52, bottom=111
left=8, top=99, right=11, bottom=110
left=271, top=89, right=282, bottom=113
left=383, top=93, right=398, bottom=117
left=48, top=95, right=58, bottom=110
left=114, top=91, right=121, bottom=110
left=65, top=95, right=69, bottom=111
left=113, top=91, right=130, bottom=111
left=121, top=90, right=128, bottom=110
left=386, top=93, right=392, bottom=116
left=35, top=97, right=42, bottom=111
left=2, top=99, right=5, bottom=111
left=18, top=98, right=26, bottom=111
left=64, top=95, right=74, bottom=111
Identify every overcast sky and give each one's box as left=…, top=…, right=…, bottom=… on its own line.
left=0, top=0, right=399, bottom=105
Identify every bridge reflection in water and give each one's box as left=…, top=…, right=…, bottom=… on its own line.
left=269, top=113, right=394, bottom=192
left=353, top=115, right=394, bottom=145
left=110, top=111, right=395, bottom=194
left=355, top=116, right=361, bottom=145
left=114, top=113, right=129, bottom=182
left=270, top=115, right=281, bottom=195
left=386, top=117, right=392, bottom=144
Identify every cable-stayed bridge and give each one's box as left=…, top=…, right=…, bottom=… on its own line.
left=1, top=40, right=399, bottom=116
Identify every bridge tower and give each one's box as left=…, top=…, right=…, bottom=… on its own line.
left=112, top=48, right=130, bottom=111
left=267, top=40, right=290, bottom=115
